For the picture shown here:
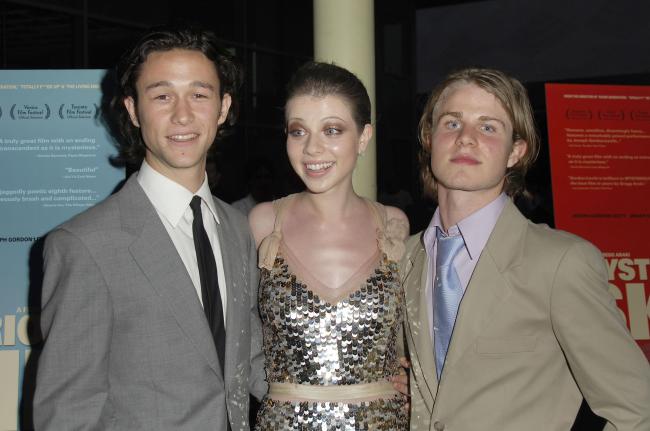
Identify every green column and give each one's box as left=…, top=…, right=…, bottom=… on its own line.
left=313, top=0, right=376, bottom=199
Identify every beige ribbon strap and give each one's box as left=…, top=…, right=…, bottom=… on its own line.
left=258, top=194, right=297, bottom=270
left=268, top=381, right=398, bottom=402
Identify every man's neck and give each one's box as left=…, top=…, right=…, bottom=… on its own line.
left=145, top=160, right=206, bottom=193
left=436, top=188, right=503, bottom=231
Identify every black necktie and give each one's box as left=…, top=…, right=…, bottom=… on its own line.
left=189, top=196, right=226, bottom=376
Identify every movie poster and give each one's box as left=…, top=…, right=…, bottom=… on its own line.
left=0, top=70, right=124, bottom=430
left=546, top=83, right=650, bottom=360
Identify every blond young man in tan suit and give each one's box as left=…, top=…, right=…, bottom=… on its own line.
left=402, top=68, right=650, bottom=431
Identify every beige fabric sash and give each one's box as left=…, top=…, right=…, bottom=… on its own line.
left=268, top=381, right=399, bottom=402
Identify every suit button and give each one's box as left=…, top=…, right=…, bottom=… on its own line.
left=433, top=421, right=445, bottom=431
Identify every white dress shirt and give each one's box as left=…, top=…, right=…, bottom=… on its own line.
left=137, top=160, right=227, bottom=324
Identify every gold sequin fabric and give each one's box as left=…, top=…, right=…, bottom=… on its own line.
left=255, top=253, right=407, bottom=430
left=257, top=397, right=407, bottom=430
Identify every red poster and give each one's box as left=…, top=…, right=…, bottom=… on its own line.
left=546, top=83, right=650, bottom=360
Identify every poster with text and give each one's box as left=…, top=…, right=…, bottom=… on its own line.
left=0, top=70, right=124, bottom=430
left=546, top=83, right=650, bottom=361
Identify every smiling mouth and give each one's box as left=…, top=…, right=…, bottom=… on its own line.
left=305, top=161, right=335, bottom=172
left=168, top=133, right=199, bottom=142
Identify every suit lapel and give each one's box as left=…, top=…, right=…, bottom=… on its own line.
left=212, top=200, right=243, bottom=389
left=119, top=177, right=223, bottom=380
left=442, top=201, right=526, bottom=372
left=404, top=236, right=438, bottom=408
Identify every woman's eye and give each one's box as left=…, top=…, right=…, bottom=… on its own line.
left=288, top=129, right=305, bottom=137
left=324, top=127, right=341, bottom=135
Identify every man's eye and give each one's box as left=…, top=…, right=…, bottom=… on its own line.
left=193, top=93, right=208, bottom=99
left=445, top=120, right=460, bottom=129
left=481, top=124, right=496, bottom=133
left=154, top=94, right=170, bottom=101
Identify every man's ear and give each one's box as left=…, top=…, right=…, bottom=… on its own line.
left=507, top=139, right=527, bottom=168
left=124, top=96, right=140, bottom=128
left=357, top=124, right=373, bottom=155
left=217, top=93, right=232, bottom=126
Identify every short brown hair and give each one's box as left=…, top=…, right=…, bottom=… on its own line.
left=418, top=68, right=539, bottom=198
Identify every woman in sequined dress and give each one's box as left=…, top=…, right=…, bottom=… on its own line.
left=249, top=62, right=410, bottom=430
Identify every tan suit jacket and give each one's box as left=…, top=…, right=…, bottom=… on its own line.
left=402, top=200, right=650, bottom=431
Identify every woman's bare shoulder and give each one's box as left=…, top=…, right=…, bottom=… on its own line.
left=248, top=201, right=276, bottom=248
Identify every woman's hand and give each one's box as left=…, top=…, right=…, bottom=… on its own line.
left=391, top=356, right=411, bottom=413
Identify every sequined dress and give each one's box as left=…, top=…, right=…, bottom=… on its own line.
left=255, top=195, right=409, bottom=430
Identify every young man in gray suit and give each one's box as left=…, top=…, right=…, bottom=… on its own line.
left=34, top=27, right=266, bottom=430
left=402, top=68, right=650, bottom=430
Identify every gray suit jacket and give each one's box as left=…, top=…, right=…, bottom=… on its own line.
left=34, top=175, right=266, bottom=430
left=402, top=200, right=650, bottom=431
